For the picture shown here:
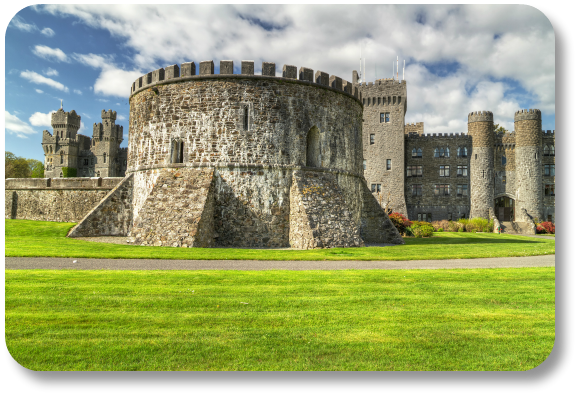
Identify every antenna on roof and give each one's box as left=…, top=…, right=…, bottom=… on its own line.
left=60, top=99, right=63, bottom=109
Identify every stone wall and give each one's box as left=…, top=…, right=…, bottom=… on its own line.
left=515, top=111, right=542, bottom=220
left=289, top=170, right=363, bottom=249
left=359, top=185, right=404, bottom=244
left=360, top=79, right=408, bottom=215
left=404, top=133, right=471, bottom=221
left=5, top=177, right=122, bottom=222
left=468, top=112, right=494, bottom=219
left=128, top=168, right=215, bottom=247
left=68, top=174, right=134, bottom=237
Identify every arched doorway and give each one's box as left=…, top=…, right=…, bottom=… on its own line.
left=495, top=196, right=515, bottom=222
left=306, top=127, right=321, bottom=167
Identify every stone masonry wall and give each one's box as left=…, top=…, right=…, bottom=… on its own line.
left=359, top=185, right=404, bottom=244
left=360, top=79, right=408, bottom=216
left=68, top=174, right=134, bottom=237
left=289, top=170, right=363, bottom=249
left=5, top=177, right=122, bottom=222
left=128, top=168, right=215, bottom=247
left=469, top=114, right=494, bottom=219
left=515, top=113, right=542, bottom=221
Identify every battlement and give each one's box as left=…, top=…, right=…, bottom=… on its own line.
left=405, top=122, right=424, bottom=135
left=514, top=109, right=541, bottom=122
left=406, top=132, right=470, bottom=139
left=130, top=59, right=360, bottom=101
left=101, top=109, right=117, bottom=121
left=542, top=130, right=555, bottom=136
left=51, top=108, right=81, bottom=128
left=468, top=111, right=493, bottom=123
left=361, top=79, right=406, bottom=86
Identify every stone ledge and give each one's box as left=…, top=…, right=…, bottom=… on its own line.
left=130, top=74, right=362, bottom=105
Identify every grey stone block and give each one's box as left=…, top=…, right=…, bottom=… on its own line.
left=181, top=62, right=196, bottom=77
left=199, top=60, right=214, bottom=75
left=262, top=62, right=275, bottom=76
left=241, top=61, right=254, bottom=75
left=299, top=67, right=313, bottom=82
left=283, top=65, right=297, bottom=79
left=220, top=60, right=234, bottom=74
left=315, top=71, right=329, bottom=86
left=152, top=68, right=165, bottom=83
left=164, top=64, right=180, bottom=79
left=329, top=75, right=342, bottom=90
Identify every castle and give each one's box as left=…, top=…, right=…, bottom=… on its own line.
left=41, top=108, right=127, bottom=178
left=359, top=77, right=555, bottom=226
left=8, top=57, right=554, bottom=247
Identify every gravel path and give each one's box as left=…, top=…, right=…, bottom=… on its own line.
left=5, top=255, right=555, bottom=270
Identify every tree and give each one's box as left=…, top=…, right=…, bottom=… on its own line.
left=5, top=152, right=44, bottom=178
left=28, top=159, right=44, bottom=178
left=494, top=124, right=508, bottom=134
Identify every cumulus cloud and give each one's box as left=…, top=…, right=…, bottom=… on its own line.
left=74, top=89, right=82, bottom=95
left=20, top=70, right=69, bottom=92
left=41, top=27, right=55, bottom=37
left=32, top=45, right=69, bottom=62
left=117, top=114, right=126, bottom=120
left=29, top=111, right=55, bottom=127
left=8, top=15, right=37, bottom=32
left=37, top=4, right=554, bottom=124
left=5, top=111, right=37, bottom=138
left=35, top=89, right=44, bottom=94
left=43, top=68, right=59, bottom=76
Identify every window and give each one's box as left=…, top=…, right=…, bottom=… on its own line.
left=550, top=145, right=555, bottom=156
left=436, top=147, right=449, bottom=158
left=502, top=175, right=506, bottom=184
left=457, top=184, right=468, bottom=196
left=243, top=106, right=249, bottom=131
left=502, top=155, right=507, bottom=166
left=418, top=213, right=432, bottom=222
left=370, top=134, right=375, bottom=145
left=548, top=215, right=552, bottom=222
left=371, top=184, right=382, bottom=193
left=363, top=160, right=367, bottom=170
left=448, top=213, right=452, bottom=221
left=406, top=165, right=423, bottom=177
left=386, top=113, right=390, bottom=122
left=60, top=152, right=64, bottom=164
left=475, top=154, right=478, bottom=160
left=544, top=164, right=555, bottom=176
left=544, top=145, right=550, bottom=156
left=84, top=159, right=89, bottom=165
left=434, top=148, right=439, bottom=158
left=457, top=147, right=468, bottom=157
left=545, top=184, right=555, bottom=196
left=434, top=184, right=450, bottom=196
left=412, top=148, right=422, bottom=158
left=103, top=153, right=107, bottom=163
left=411, top=184, right=422, bottom=196
left=445, top=147, right=450, bottom=157
left=439, top=165, right=450, bottom=177
left=380, top=113, right=385, bottom=123
left=457, top=165, right=468, bottom=177
left=386, top=159, right=391, bottom=170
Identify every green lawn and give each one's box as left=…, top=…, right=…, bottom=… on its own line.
left=5, top=219, right=555, bottom=261
left=5, top=268, right=554, bottom=371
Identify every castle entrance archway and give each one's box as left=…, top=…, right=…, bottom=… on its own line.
left=306, top=126, right=321, bottom=167
left=495, top=196, right=515, bottom=222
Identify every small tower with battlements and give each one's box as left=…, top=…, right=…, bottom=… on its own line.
left=41, top=107, right=82, bottom=177
left=514, top=109, right=543, bottom=221
left=468, top=111, right=494, bottom=219
left=92, top=109, right=124, bottom=177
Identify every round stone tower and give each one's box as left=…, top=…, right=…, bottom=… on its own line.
left=468, top=111, right=494, bottom=219
left=514, top=109, right=542, bottom=220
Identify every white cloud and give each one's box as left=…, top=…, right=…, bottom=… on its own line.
left=29, top=111, right=55, bottom=127
left=32, top=45, right=69, bottom=62
left=97, top=99, right=109, bottom=102
left=74, top=89, right=82, bottom=95
left=5, top=111, right=37, bottom=138
left=81, top=113, right=91, bottom=119
left=9, top=15, right=37, bottom=32
left=43, top=68, right=59, bottom=76
left=41, top=27, right=55, bottom=37
left=117, top=114, right=126, bottom=120
left=35, top=89, right=44, bottom=94
left=20, top=70, right=69, bottom=92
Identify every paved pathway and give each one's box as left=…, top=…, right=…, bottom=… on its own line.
left=5, top=255, right=555, bottom=270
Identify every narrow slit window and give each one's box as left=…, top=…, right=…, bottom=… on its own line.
left=243, top=107, right=249, bottom=131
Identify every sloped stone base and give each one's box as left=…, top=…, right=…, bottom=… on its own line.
left=128, top=168, right=215, bottom=247
left=68, top=174, right=134, bottom=237
left=289, top=170, right=363, bottom=249
left=360, top=185, right=404, bottom=244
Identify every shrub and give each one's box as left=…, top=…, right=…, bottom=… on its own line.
left=409, top=223, right=434, bottom=238
left=61, top=167, right=77, bottom=178
left=536, top=224, right=546, bottom=234
left=389, top=212, right=411, bottom=235
left=447, top=221, right=460, bottom=232
left=540, top=221, right=555, bottom=234
left=432, top=220, right=450, bottom=231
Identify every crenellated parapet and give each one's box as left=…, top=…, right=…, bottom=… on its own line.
left=468, top=111, right=493, bottom=123
left=130, top=59, right=360, bottom=102
left=101, top=109, right=117, bottom=121
left=51, top=108, right=81, bottom=129
left=404, top=122, right=424, bottom=135
left=542, top=130, right=555, bottom=137
left=405, top=132, right=470, bottom=139
left=514, top=109, right=541, bottom=122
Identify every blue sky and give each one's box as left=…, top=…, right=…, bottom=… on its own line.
left=5, top=4, right=555, bottom=162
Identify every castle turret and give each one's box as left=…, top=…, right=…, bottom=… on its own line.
left=514, top=109, right=542, bottom=220
left=92, top=109, right=124, bottom=177
left=468, top=111, right=494, bottom=219
left=42, top=108, right=82, bottom=177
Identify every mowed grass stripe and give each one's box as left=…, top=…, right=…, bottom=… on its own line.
left=5, top=219, right=555, bottom=260
left=5, top=268, right=554, bottom=371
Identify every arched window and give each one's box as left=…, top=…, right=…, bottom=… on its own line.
left=412, top=148, right=417, bottom=157
left=59, top=172, right=63, bottom=178
left=434, top=148, right=439, bottom=158
left=463, top=147, right=467, bottom=157
left=550, top=145, right=555, bottom=156
left=306, top=127, right=321, bottom=167
left=457, top=147, right=462, bottom=157
left=445, top=147, right=450, bottom=157
left=502, top=155, right=507, bottom=166
left=544, top=145, right=549, bottom=156
left=60, top=152, right=64, bottom=164
left=96, top=171, right=101, bottom=177
left=417, top=148, right=422, bottom=158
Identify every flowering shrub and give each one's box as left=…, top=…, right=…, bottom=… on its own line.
left=540, top=221, right=555, bottom=234
left=389, top=212, right=412, bottom=235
